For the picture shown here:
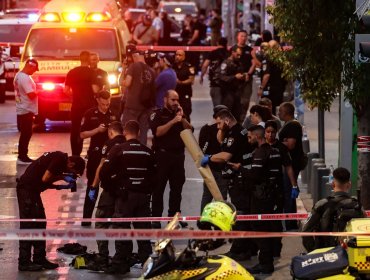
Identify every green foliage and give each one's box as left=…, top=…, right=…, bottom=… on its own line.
left=269, top=0, right=370, bottom=114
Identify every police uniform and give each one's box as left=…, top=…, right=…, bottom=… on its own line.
left=65, top=65, right=96, bottom=156
left=80, top=107, right=117, bottom=223
left=302, top=192, right=364, bottom=252
left=220, top=123, right=255, bottom=257
left=241, top=143, right=282, bottom=270
left=101, top=138, right=156, bottom=270
left=17, top=151, right=69, bottom=266
left=219, top=58, right=244, bottom=121
left=149, top=108, right=186, bottom=218
left=95, top=134, right=125, bottom=257
left=233, top=44, right=254, bottom=121
left=259, top=58, right=286, bottom=115
left=173, top=62, right=195, bottom=121
left=270, top=140, right=292, bottom=256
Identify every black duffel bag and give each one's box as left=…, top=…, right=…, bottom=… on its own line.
left=291, top=246, right=349, bottom=280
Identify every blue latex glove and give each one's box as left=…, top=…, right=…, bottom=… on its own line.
left=88, top=188, right=97, bottom=202
left=200, top=155, right=211, bottom=167
left=291, top=185, right=300, bottom=199
left=56, top=182, right=75, bottom=190
left=63, top=175, right=76, bottom=183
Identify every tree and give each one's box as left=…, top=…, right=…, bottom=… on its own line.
left=269, top=0, right=370, bottom=208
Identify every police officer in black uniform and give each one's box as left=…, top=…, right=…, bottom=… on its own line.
left=173, top=50, right=195, bottom=122
left=232, top=30, right=256, bottom=122
left=85, top=121, right=125, bottom=266
left=302, top=167, right=365, bottom=252
left=238, top=125, right=283, bottom=274
left=219, top=46, right=246, bottom=121
left=150, top=90, right=192, bottom=228
left=80, top=90, right=118, bottom=226
left=257, top=41, right=286, bottom=115
left=17, top=151, right=85, bottom=271
left=265, top=120, right=297, bottom=257
left=64, top=50, right=97, bottom=156
left=201, top=109, right=255, bottom=261
left=100, top=120, right=156, bottom=274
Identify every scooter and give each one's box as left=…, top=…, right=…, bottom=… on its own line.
left=140, top=214, right=254, bottom=280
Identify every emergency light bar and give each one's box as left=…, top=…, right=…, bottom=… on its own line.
left=86, top=12, right=111, bottom=22
left=62, top=12, right=85, bottom=22
left=39, top=12, right=111, bottom=23
left=39, top=12, right=60, bottom=22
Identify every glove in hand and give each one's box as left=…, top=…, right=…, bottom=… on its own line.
left=291, top=186, right=300, bottom=199
left=200, top=155, right=211, bottom=167
left=63, top=175, right=76, bottom=183
left=88, top=188, right=97, bottom=202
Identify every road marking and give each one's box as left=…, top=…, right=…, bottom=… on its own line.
left=186, top=177, right=203, bottom=182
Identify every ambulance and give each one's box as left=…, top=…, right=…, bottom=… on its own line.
left=21, top=0, right=131, bottom=124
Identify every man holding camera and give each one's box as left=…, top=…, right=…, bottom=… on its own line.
left=80, top=90, right=118, bottom=226
left=17, top=151, right=85, bottom=271
left=149, top=90, right=192, bottom=228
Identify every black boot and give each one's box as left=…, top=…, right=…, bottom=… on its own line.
left=104, top=263, right=130, bottom=274
left=33, top=258, right=59, bottom=269
left=18, top=262, right=43, bottom=271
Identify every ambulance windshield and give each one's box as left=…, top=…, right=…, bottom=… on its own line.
left=23, top=28, right=119, bottom=60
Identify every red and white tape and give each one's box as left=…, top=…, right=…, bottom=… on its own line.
left=0, top=228, right=369, bottom=241
left=0, top=213, right=309, bottom=223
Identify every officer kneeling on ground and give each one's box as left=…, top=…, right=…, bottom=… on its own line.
left=302, top=167, right=365, bottom=252
left=100, top=120, right=156, bottom=274
left=16, top=151, right=85, bottom=271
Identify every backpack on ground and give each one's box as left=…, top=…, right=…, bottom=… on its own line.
left=57, top=243, right=87, bottom=255
left=291, top=246, right=349, bottom=280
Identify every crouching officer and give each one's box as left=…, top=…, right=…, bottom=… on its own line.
left=17, top=151, right=85, bottom=271
left=80, top=90, right=118, bottom=226
left=100, top=120, right=156, bottom=274
left=86, top=121, right=125, bottom=267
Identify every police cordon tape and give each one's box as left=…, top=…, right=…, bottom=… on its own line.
left=0, top=213, right=310, bottom=223
left=1, top=211, right=370, bottom=223
left=0, top=228, right=369, bottom=241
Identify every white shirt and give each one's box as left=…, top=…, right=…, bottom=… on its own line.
left=152, top=17, right=164, bottom=38
left=14, top=71, right=37, bottom=115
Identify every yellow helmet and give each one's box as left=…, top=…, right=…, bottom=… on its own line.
left=200, top=201, right=236, bottom=231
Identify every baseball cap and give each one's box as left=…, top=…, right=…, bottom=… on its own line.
left=213, top=104, right=229, bottom=118
left=158, top=52, right=174, bottom=66
left=25, top=58, right=39, bottom=71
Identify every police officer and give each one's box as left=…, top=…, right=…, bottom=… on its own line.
left=257, top=40, right=287, bottom=115
left=149, top=90, right=192, bottom=228
left=86, top=121, right=125, bottom=266
left=201, top=109, right=255, bottom=261
left=265, top=120, right=297, bottom=257
left=219, top=46, right=246, bottom=121
left=80, top=90, right=118, bottom=226
left=173, top=50, right=195, bottom=122
left=302, top=167, right=365, bottom=252
left=64, top=50, right=97, bottom=156
left=198, top=105, right=229, bottom=212
left=100, top=120, right=156, bottom=274
left=17, top=151, right=85, bottom=271
left=232, top=30, right=256, bottom=121
left=238, top=125, right=282, bottom=274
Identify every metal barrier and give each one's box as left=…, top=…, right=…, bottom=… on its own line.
left=310, top=161, right=326, bottom=202
left=308, top=158, right=324, bottom=193
left=302, top=152, right=319, bottom=185
left=320, top=176, right=333, bottom=200
left=314, top=167, right=331, bottom=203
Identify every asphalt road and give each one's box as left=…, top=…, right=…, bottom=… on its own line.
left=0, top=77, right=335, bottom=279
